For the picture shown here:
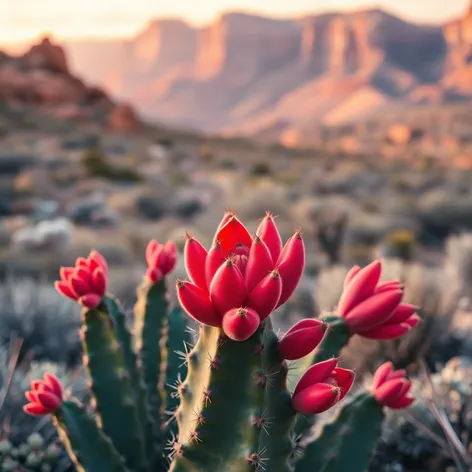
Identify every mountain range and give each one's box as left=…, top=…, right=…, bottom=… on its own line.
left=13, top=5, right=472, bottom=144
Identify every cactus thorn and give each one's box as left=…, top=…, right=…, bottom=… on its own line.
left=208, top=354, right=221, bottom=371
left=246, top=447, right=268, bottom=470
left=254, top=371, right=268, bottom=388
left=203, top=388, right=212, bottom=406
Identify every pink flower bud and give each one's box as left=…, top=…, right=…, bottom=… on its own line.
left=176, top=280, right=221, bottom=327
left=55, top=251, right=108, bottom=308
left=337, top=260, right=419, bottom=340
left=210, top=259, right=247, bottom=316
left=343, top=290, right=403, bottom=331
left=184, top=233, right=208, bottom=291
left=244, top=235, right=274, bottom=292
left=256, top=212, right=283, bottom=262
left=205, top=240, right=226, bottom=287
left=337, top=260, right=381, bottom=317
left=247, top=269, right=282, bottom=321
left=222, top=307, right=260, bottom=341
left=24, top=373, right=63, bottom=416
left=292, top=359, right=355, bottom=415
left=371, top=362, right=414, bottom=409
left=343, top=265, right=361, bottom=289
left=278, top=318, right=328, bottom=361
left=276, top=230, right=305, bottom=307
left=145, top=240, right=177, bottom=281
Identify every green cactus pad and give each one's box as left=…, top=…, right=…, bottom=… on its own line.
left=105, top=295, right=156, bottom=464
left=55, top=401, right=129, bottom=472
left=164, top=306, right=192, bottom=440
left=134, top=279, right=169, bottom=431
left=260, top=328, right=296, bottom=472
left=170, top=323, right=267, bottom=471
left=294, top=392, right=384, bottom=472
left=81, top=307, right=148, bottom=472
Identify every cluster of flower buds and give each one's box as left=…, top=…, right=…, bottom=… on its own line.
left=55, top=251, right=108, bottom=309
left=291, top=358, right=355, bottom=414
left=145, top=239, right=177, bottom=284
left=337, top=260, right=419, bottom=339
left=371, top=362, right=414, bottom=409
left=24, top=373, right=63, bottom=416
left=178, top=211, right=305, bottom=341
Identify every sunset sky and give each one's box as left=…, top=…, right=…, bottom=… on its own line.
left=0, top=0, right=469, bottom=44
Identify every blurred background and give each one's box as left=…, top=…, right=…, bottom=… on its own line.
left=2, top=1, right=472, bottom=471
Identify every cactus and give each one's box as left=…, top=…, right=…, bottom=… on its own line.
left=23, top=211, right=419, bottom=472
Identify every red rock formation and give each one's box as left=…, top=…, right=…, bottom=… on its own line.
left=107, top=103, right=140, bottom=133
left=22, top=36, right=69, bottom=75
left=0, top=36, right=139, bottom=130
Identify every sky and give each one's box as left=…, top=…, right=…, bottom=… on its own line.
left=0, top=0, right=469, bottom=44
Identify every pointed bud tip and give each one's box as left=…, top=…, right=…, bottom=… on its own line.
left=270, top=268, right=280, bottom=278
left=176, top=279, right=185, bottom=289
left=294, top=228, right=303, bottom=239
left=185, top=231, right=194, bottom=241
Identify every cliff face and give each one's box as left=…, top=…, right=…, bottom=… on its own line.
left=0, top=36, right=140, bottom=132
left=61, top=5, right=472, bottom=138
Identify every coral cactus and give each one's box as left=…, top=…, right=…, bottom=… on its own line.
left=21, top=210, right=419, bottom=472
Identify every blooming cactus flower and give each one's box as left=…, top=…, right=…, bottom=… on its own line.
left=23, top=373, right=63, bottom=416
left=278, top=319, right=328, bottom=361
left=371, top=362, right=414, bottom=409
left=337, top=260, right=420, bottom=340
left=146, top=239, right=177, bottom=283
left=292, top=358, right=355, bottom=414
left=55, top=250, right=107, bottom=309
left=178, top=211, right=305, bottom=341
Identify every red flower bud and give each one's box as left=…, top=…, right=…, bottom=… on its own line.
left=24, top=373, right=63, bottom=416
left=343, top=265, right=361, bottom=289
left=278, top=319, right=328, bottom=360
left=244, top=235, right=274, bottom=292
left=276, top=230, right=305, bottom=307
left=337, top=260, right=419, bottom=340
left=176, top=280, right=220, bottom=326
left=372, top=362, right=414, bottom=409
left=55, top=251, right=107, bottom=308
left=145, top=240, right=177, bottom=282
left=337, top=260, right=381, bottom=317
left=343, top=290, right=403, bottom=331
left=205, top=240, right=226, bottom=287
left=256, top=212, right=283, bottom=262
left=215, top=215, right=253, bottom=256
left=210, top=259, right=248, bottom=316
left=184, top=233, right=208, bottom=291
left=292, top=359, right=355, bottom=415
left=247, top=269, right=282, bottom=321
left=222, top=307, right=260, bottom=341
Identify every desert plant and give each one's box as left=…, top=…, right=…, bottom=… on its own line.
left=22, top=211, right=419, bottom=472
left=0, top=343, right=87, bottom=471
